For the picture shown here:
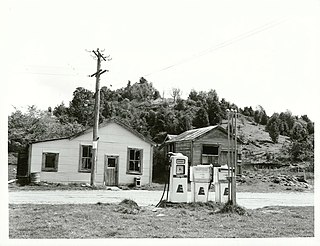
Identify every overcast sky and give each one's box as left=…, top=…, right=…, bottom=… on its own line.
left=2, top=0, right=320, bottom=120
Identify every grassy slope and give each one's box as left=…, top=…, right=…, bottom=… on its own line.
left=222, top=115, right=290, bottom=157
left=9, top=203, right=314, bottom=238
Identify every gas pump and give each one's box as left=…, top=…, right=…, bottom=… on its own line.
left=190, top=165, right=213, bottom=203
left=214, top=165, right=233, bottom=203
left=167, top=153, right=188, bottom=203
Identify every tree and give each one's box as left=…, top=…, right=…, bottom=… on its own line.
left=268, top=121, right=280, bottom=143
left=301, top=115, right=314, bottom=134
left=241, top=106, right=254, bottom=117
left=266, top=113, right=281, bottom=143
left=291, top=121, right=308, bottom=141
left=206, top=89, right=222, bottom=125
left=53, top=102, right=71, bottom=124
left=254, top=105, right=268, bottom=125
left=279, top=110, right=295, bottom=135
left=220, top=98, right=231, bottom=119
left=68, top=87, right=95, bottom=126
left=174, top=98, right=186, bottom=111
left=193, top=107, right=209, bottom=128
left=170, top=88, right=182, bottom=103
left=8, top=106, right=84, bottom=152
left=289, top=139, right=314, bottom=162
left=188, top=89, right=198, bottom=101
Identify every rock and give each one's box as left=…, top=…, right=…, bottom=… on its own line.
left=273, top=178, right=281, bottom=184
left=297, top=176, right=308, bottom=183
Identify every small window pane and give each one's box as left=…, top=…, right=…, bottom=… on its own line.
left=129, top=161, right=134, bottom=170
left=45, top=153, right=56, bottom=168
left=108, top=158, right=116, bottom=167
left=130, top=150, right=135, bottom=160
left=135, top=151, right=140, bottom=160
left=82, top=146, right=92, bottom=158
left=203, top=146, right=219, bottom=155
left=42, top=152, right=58, bottom=171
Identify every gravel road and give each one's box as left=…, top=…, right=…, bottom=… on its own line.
left=8, top=190, right=314, bottom=209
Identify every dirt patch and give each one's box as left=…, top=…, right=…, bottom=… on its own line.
left=114, top=199, right=141, bottom=214
left=217, top=201, right=250, bottom=216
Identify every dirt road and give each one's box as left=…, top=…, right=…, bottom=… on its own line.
left=8, top=190, right=313, bottom=209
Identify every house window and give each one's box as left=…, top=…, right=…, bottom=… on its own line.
left=202, top=145, right=219, bottom=165
left=168, top=143, right=175, bottom=153
left=127, top=148, right=143, bottom=174
left=42, top=152, right=59, bottom=172
left=79, top=145, right=92, bottom=172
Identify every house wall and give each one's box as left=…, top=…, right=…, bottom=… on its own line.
left=174, top=141, right=192, bottom=164
left=171, top=129, right=239, bottom=167
left=30, top=122, right=152, bottom=186
left=192, top=129, right=230, bottom=166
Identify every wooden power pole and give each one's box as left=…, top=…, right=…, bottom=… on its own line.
left=227, top=109, right=238, bottom=205
left=90, top=48, right=111, bottom=186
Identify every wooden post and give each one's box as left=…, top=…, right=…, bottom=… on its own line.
left=233, top=111, right=237, bottom=206
left=90, top=48, right=110, bottom=187
left=227, top=109, right=231, bottom=202
left=90, top=49, right=101, bottom=187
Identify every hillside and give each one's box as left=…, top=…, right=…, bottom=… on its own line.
left=220, top=114, right=313, bottom=172
left=222, top=115, right=292, bottom=166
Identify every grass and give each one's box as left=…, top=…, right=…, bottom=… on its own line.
left=9, top=202, right=314, bottom=238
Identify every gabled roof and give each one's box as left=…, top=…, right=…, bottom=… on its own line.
left=32, top=118, right=155, bottom=146
left=166, top=125, right=244, bottom=144
left=166, top=125, right=221, bottom=143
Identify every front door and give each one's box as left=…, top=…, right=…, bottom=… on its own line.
left=104, top=155, right=118, bottom=186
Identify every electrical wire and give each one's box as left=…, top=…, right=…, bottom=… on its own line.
left=155, top=163, right=171, bottom=207
left=143, top=17, right=287, bottom=77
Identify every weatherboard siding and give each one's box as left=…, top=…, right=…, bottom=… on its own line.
left=175, top=141, right=192, bottom=161
left=29, top=122, right=152, bottom=186
left=192, top=129, right=229, bottom=165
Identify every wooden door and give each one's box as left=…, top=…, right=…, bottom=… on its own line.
left=104, top=155, right=118, bottom=186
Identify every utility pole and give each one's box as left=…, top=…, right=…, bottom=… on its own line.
left=232, top=109, right=237, bottom=206
left=227, top=109, right=238, bottom=205
left=227, top=109, right=231, bottom=202
left=89, top=48, right=111, bottom=186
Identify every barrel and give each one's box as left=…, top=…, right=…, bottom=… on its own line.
left=30, top=172, right=40, bottom=184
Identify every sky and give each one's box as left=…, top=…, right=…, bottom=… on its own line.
left=1, top=1, right=320, bottom=242
left=1, top=0, right=320, bottom=121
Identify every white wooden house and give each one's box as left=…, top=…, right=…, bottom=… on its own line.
left=28, top=119, right=155, bottom=186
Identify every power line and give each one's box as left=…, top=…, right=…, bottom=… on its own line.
left=18, top=71, right=83, bottom=76
left=143, top=17, right=287, bottom=77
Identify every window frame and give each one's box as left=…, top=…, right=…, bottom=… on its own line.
left=127, top=147, right=143, bottom=175
left=79, top=144, right=93, bottom=173
left=41, top=152, right=59, bottom=172
left=201, top=144, right=220, bottom=165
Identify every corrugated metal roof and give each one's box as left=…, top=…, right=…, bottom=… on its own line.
left=166, top=134, right=178, bottom=140
left=166, top=125, right=219, bottom=143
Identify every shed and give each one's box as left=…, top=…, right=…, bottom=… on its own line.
left=165, top=125, right=242, bottom=172
left=27, top=118, right=155, bottom=186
